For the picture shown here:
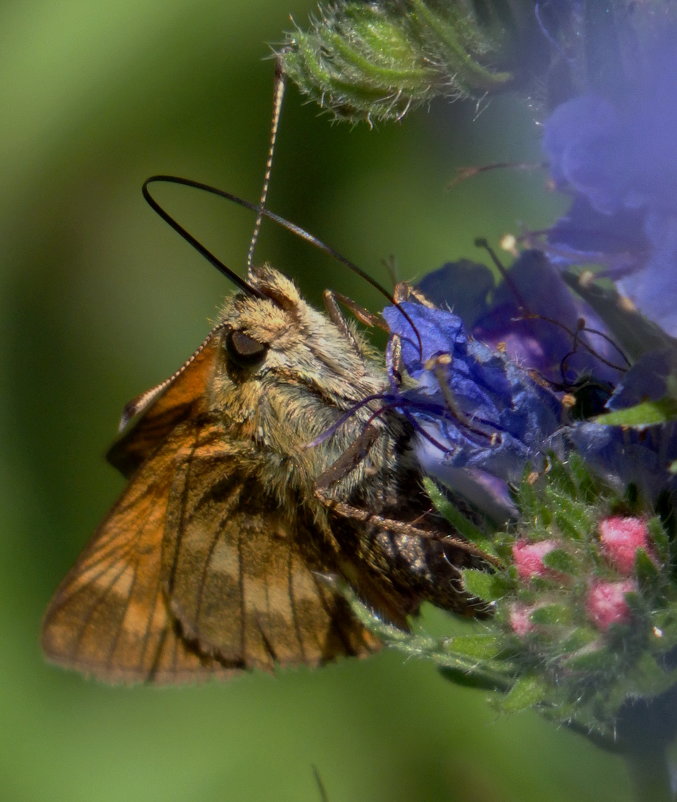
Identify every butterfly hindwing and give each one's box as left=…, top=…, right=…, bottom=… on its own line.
left=162, top=420, right=380, bottom=670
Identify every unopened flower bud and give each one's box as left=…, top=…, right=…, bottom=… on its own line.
left=599, top=516, right=653, bottom=575
left=508, top=602, right=537, bottom=636
left=512, top=539, right=559, bottom=580
left=586, top=579, right=636, bottom=631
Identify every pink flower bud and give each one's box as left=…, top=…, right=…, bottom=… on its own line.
left=512, top=539, right=559, bottom=580
left=586, top=579, right=636, bottom=631
left=599, top=516, right=652, bottom=575
left=508, top=602, right=536, bottom=636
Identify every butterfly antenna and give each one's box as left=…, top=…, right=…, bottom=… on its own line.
left=142, top=177, right=265, bottom=299
left=143, top=174, right=424, bottom=359
left=246, top=55, right=287, bottom=276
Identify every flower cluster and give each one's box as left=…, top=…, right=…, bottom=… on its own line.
left=376, top=4, right=677, bottom=758
left=283, top=0, right=677, bottom=781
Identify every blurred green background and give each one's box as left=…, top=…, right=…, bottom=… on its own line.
left=2, top=1, right=637, bottom=800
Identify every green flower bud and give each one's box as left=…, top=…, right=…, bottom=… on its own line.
left=280, top=1, right=514, bottom=124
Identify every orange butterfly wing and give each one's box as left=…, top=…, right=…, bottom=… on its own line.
left=106, top=334, right=220, bottom=477
left=43, top=336, right=379, bottom=683
left=42, top=419, right=235, bottom=683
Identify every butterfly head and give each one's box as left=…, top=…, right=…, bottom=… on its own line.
left=215, top=264, right=381, bottom=401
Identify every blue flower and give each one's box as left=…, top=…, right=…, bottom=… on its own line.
left=569, top=422, right=677, bottom=505
left=383, top=301, right=564, bottom=520
left=542, top=46, right=677, bottom=334
left=570, top=349, right=677, bottom=503
left=606, top=350, right=677, bottom=411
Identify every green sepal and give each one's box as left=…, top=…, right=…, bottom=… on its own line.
left=648, top=517, right=670, bottom=561
left=635, top=549, right=663, bottom=598
left=530, top=603, right=573, bottom=627
left=545, top=487, right=594, bottom=542
left=563, top=646, right=613, bottom=673
left=423, top=477, right=498, bottom=558
left=566, top=453, right=600, bottom=501
left=443, top=633, right=503, bottom=659
left=462, top=568, right=508, bottom=602
left=624, top=653, right=677, bottom=698
left=280, top=0, right=514, bottom=124
left=542, top=548, right=578, bottom=576
left=438, top=664, right=509, bottom=692
left=501, top=675, right=548, bottom=712
left=559, top=626, right=599, bottom=655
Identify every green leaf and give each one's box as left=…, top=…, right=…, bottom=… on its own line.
left=594, top=397, right=677, bottom=427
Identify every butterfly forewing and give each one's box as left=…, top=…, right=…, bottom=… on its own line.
left=42, top=261, right=489, bottom=685
left=41, top=420, right=233, bottom=683
left=107, top=334, right=220, bottom=477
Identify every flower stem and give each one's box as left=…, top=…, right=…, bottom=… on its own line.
left=625, top=745, right=674, bottom=802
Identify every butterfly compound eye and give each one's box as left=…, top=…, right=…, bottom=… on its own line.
left=226, top=329, right=268, bottom=367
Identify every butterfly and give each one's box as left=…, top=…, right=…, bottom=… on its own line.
left=41, top=254, right=489, bottom=684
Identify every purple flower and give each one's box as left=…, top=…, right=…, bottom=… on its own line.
left=419, top=251, right=622, bottom=387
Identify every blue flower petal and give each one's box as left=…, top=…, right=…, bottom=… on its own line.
left=543, top=46, right=677, bottom=335
left=383, top=302, right=564, bottom=506
left=607, top=349, right=677, bottom=411
left=418, top=260, right=494, bottom=325
left=570, top=422, right=677, bottom=503
left=416, top=252, right=623, bottom=385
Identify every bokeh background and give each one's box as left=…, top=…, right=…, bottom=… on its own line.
left=2, top=1, right=638, bottom=800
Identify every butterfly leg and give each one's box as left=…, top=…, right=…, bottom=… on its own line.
left=323, top=289, right=387, bottom=333
left=315, top=485, right=490, bottom=556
